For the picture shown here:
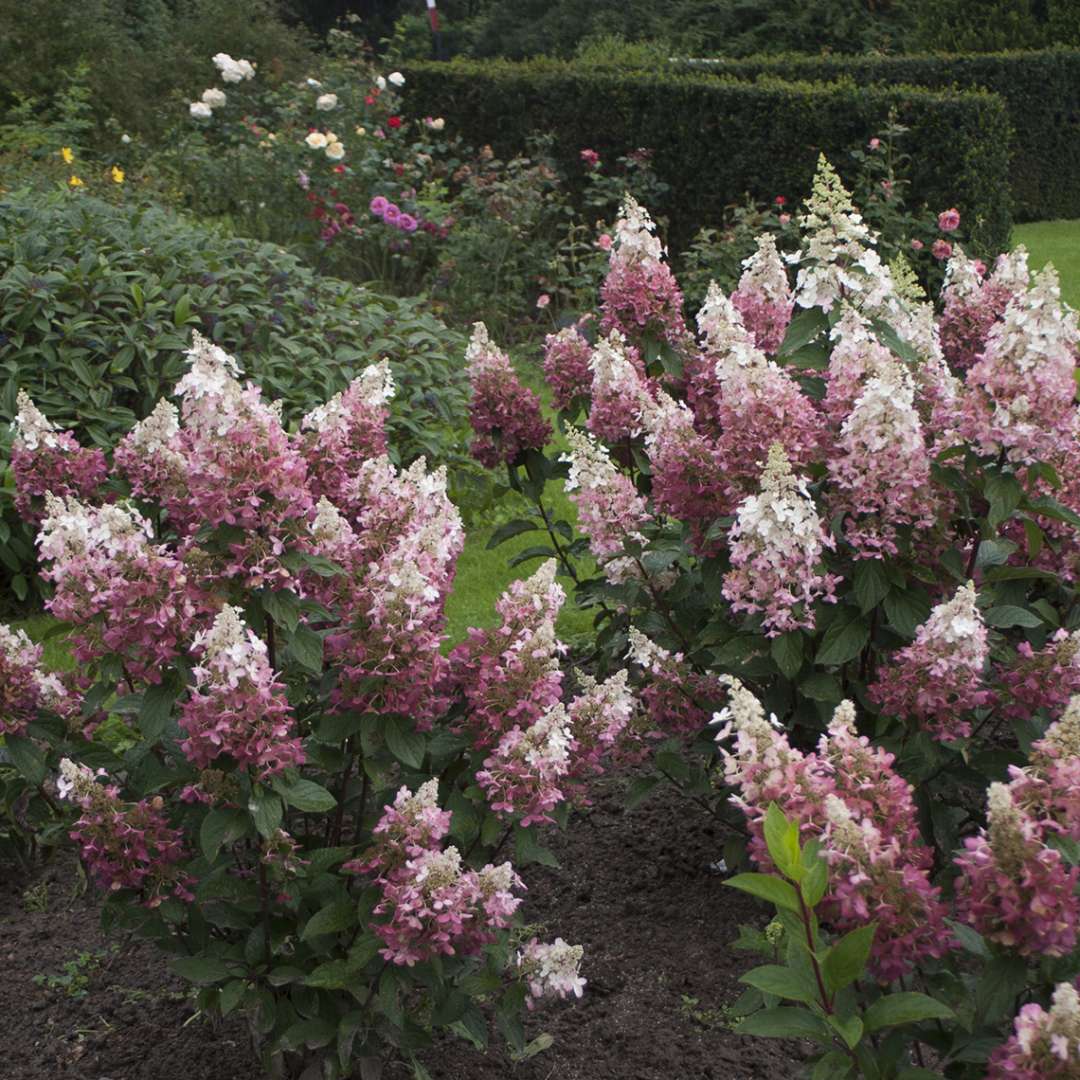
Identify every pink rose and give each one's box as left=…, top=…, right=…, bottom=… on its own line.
left=868, top=138, right=881, bottom=150
left=536, top=294, right=550, bottom=310
left=778, top=213, right=791, bottom=225
left=938, top=208, right=960, bottom=232
left=932, top=239, right=953, bottom=261
left=596, top=233, right=613, bottom=251
left=910, top=238, right=924, bottom=251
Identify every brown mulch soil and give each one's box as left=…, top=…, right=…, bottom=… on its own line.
left=0, top=779, right=805, bottom=1080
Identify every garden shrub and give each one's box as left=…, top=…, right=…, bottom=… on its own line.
left=0, top=334, right=629, bottom=1076
left=0, top=188, right=469, bottom=608
left=468, top=163, right=1080, bottom=1074
left=682, top=48, right=1080, bottom=223
left=399, top=59, right=1012, bottom=255
left=0, top=0, right=315, bottom=143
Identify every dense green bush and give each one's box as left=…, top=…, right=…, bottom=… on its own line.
left=401, top=60, right=1012, bottom=255
left=910, top=0, right=1080, bottom=52
left=0, top=188, right=469, bottom=607
left=683, top=48, right=1080, bottom=223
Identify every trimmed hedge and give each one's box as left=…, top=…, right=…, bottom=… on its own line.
left=682, top=49, right=1080, bottom=223
left=401, top=60, right=1012, bottom=254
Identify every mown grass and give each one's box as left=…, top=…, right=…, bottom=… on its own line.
left=1012, top=220, right=1080, bottom=309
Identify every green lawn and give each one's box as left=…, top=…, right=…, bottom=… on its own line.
left=1012, top=220, right=1080, bottom=309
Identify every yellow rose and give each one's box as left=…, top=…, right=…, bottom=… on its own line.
left=60, top=146, right=74, bottom=164
left=68, top=175, right=84, bottom=187
left=111, top=165, right=125, bottom=184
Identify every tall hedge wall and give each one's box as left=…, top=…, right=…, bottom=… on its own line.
left=401, top=61, right=1012, bottom=254
left=682, top=49, right=1080, bottom=223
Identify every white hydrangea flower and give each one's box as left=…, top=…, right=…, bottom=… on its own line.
left=388, top=71, right=405, bottom=87
left=201, top=87, right=226, bottom=109
left=189, top=101, right=213, bottom=119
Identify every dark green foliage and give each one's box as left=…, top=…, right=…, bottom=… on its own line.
left=0, top=188, right=469, bottom=609
left=682, top=48, right=1080, bottom=223
left=401, top=59, right=1012, bottom=254
left=910, top=0, right=1080, bottom=52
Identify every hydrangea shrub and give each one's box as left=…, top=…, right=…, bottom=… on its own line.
left=474, top=163, right=1080, bottom=1074
left=0, top=333, right=641, bottom=1078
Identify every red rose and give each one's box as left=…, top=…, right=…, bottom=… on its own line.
left=388, top=116, right=402, bottom=129
left=365, top=95, right=375, bottom=105
left=773, top=195, right=786, bottom=207
left=333, top=164, right=345, bottom=174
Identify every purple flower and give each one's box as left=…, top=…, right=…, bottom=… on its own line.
left=397, top=213, right=418, bottom=233
left=369, top=195, right=389, bottom=217
left=297, top=170, right=310, bottom=190
left=383, top=203, right=401, bottom=225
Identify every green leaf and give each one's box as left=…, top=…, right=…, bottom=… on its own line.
left=853, top=561, right=889, bottom=614
left=625, top=774, right=662, bottom=809
left=200, top=808, right=249, bottom=862
left=801, top=846, right=828, bottom=909
left=304, top=959, right=361, bottom=990
left=764, top=803, right=801, bottom=880
left=944, top=919, right=989, bottom=959
left=884, top=588, right=931, bottom=637
left=514, top=824, right=559, bottom=868
left=274, top=776, right=337, bottom=813
left=172, top=955, right=231, bottom=985
left=723, top=873, right=799, bottom=912
left=821, top=924, right=876, bottom=995
left=301, top=900, right=357, bottom=941
left=219, top=979, right=247, bottom=1017
left=813, top=1051, right=853, bottom=1080
left=263, top=589, right=301, bottom=633
left=140, top=680, right=180, bottom=742
left=984, top=605, right=1042, bottom=628
left=281, top=1017, right=336, bottom=1051
left=778, top=307, right=828, bottom=357
left=249, top=787, right=283, bottom=839
left=385, top=717, right=426, bottom=769
left=734, top=1007, right=830, bottom=1041
left=740, top=964, right=818, bottom=1004
left=814, top=613, right=870, bottom=667
left=800, top=673, right=843, bottom=703
left=288, top=625, right=324, bottom=674
left=975, top=955, right=1028, bottom=1024
left=486, top=519, right=540, bottom=549
left=828, top=1013, right=864, bottom=1049
left=771, top=632, right=804, bottom=679
left=986, top=473, right=1023, bottom=528
left=4, top=734, right=45, bottom=785
left=173, top=293, right=192, bottom=327
left=862, top=991, right=954, bottom=1033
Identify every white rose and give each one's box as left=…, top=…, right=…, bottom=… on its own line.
left=430, top=117, right=445, bottom=131
left=304, top=131, right=328, bottom=149
left=316, top=93, right=338, bottom=111
left=189, top=101, right=213, bottom=119
left=325, top=141, right=345, bottom=161
left=306, top=77, right=322, bottom=88
left=121, top=133, right=132, bottom=144
left=388, top=71, right=405, bottom=87
left=201, top=87, right=227, bottom=108
left=375, top=76, right=387, bottom=90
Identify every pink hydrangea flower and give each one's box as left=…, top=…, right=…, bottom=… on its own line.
left=870, top=582, right=992, bottom=741
left=58, top=759, right=192, bottom=908
left=989, top=983, right=1080, bottom=1079
left=723, top=444, right=840, bottom=636
left=586, top=330, right=653, bottom=443
left=730, top=234, right=795, bottom=355
left=562, top=425, right=652, bottom=585
left=955, top=782, right=1080, bottom=957
left=10, top=391, right=107, bottom=523
left=449, top=560, right=566, bottom=748
left=542, top=324, right=593, bottom=411
left=178, top=605, right=304, bottom=779
left=0, top=623, right=74, bottom=735
left=957, top=265, right=1078, bottom=465
left=599, top=195, right=689, bottom=349
left=517, top=938, right=586, bottom=1008
left=465, top=322, right=551, bottom=469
